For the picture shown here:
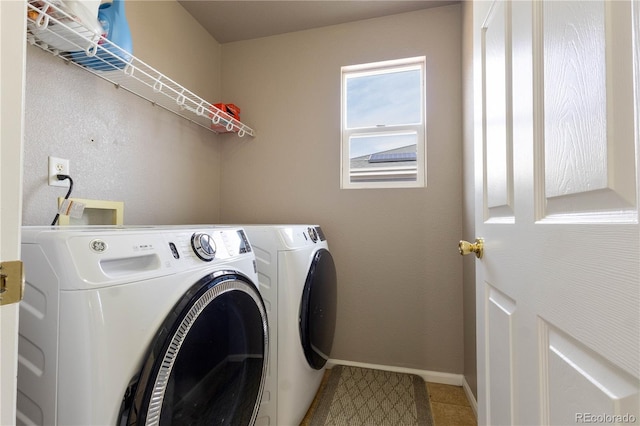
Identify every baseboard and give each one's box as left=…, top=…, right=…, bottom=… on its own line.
left=327, top=358, right=464, bottom=386
left=462, top=376, right=478, bottom=417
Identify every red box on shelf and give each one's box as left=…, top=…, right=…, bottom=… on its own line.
left=210, top=103, right=241, bottom=132
left=217, top=103, right=240, bottom=120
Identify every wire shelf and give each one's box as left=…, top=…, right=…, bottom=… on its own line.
left=26, top=0, right=255, bottom=137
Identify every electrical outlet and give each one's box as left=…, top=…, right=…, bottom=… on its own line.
left=48, top=156, right=70, bottom=187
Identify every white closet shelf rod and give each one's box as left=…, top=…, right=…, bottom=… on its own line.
left=25, top=0, right=255, bottom=137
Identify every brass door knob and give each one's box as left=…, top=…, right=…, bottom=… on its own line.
left=459, top=238, right=484, bottom=259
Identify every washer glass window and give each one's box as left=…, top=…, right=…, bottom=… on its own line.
left=121, top=273, right=268, bottom=426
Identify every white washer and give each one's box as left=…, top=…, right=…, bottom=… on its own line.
left=241, top=225, right=337, bottom=426
left=18, top=225, right=269, bottom=426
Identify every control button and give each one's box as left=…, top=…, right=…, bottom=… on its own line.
left=308, top=227, right=318, bottom=243
left=169, top=242, right=180, bottom=259
left=191, top=233, right=216, bottom=262
left=238, top=230, right=251, bottom=253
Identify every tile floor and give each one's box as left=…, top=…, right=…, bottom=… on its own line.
left=426, top=382, right=477, bottom=426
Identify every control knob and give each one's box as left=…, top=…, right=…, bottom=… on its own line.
left=308, top=227, right=318, bottom=243
left=191, top=233, right=216, bottom=261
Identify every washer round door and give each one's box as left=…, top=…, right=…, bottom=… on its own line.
left=299, top=248, right=337, bottom=370
left=120, top=271, right=268, bottom=426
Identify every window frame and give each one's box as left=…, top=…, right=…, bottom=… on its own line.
left=340, top=56, right=427, bottom=189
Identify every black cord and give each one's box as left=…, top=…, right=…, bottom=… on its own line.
left=51, top=174, right=74, bottom=226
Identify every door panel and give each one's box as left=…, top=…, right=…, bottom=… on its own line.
left=535, top=0, right=637, bottom=221
left=542, top=1, right=608, bottom=198
left=485, top=285, right=515, bottom=425
left=482, top=0, right=514, bottom=221
left=541, top=322, right=639, bottom=424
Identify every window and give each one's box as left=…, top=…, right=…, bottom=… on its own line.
left=341, top=57, right=426, bottom=189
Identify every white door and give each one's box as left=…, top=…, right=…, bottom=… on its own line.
left=0, top=0, right=26, bottom=424
left=471, top=0, right=640, bottom=424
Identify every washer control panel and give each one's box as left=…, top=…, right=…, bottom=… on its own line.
left=57, top=226, right=255, bottom=288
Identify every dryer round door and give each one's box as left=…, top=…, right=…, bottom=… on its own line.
left=120, top=271, right=268, bottom=426
left=299, top=248, right=337, bottom=370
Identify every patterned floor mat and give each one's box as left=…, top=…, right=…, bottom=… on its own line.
left=307, top=365, right=434, bottom=426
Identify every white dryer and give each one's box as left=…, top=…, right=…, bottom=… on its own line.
left=241, top=225, right=337, bottom=426
left=18, top=226, right=268, bottom=426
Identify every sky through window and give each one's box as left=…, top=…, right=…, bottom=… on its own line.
left=345, top=66, right=422, bottom=158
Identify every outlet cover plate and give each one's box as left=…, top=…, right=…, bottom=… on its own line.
left=48, top=156, right=70, bottom=187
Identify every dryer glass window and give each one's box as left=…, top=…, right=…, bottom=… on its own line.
left=300, top=249, right=337, bottom=370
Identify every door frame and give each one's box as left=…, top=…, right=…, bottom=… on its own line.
left=0, top=0, right=27, bottom=424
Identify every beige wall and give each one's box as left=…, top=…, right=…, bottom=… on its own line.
left=20, top=0, right=472, bottom=379
left=219, top=5, right=464, bottom=373
left=22, top=0, right=223, bottom=225
left=125, top=0, right=220, bottom=101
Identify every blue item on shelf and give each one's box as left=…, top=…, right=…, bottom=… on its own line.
left=71, top=0, right=133, bottom=71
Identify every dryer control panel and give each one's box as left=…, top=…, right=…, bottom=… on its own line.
left=275, top=225, right=326, bottom=248
left=306, top=226, right=326, bottom=243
